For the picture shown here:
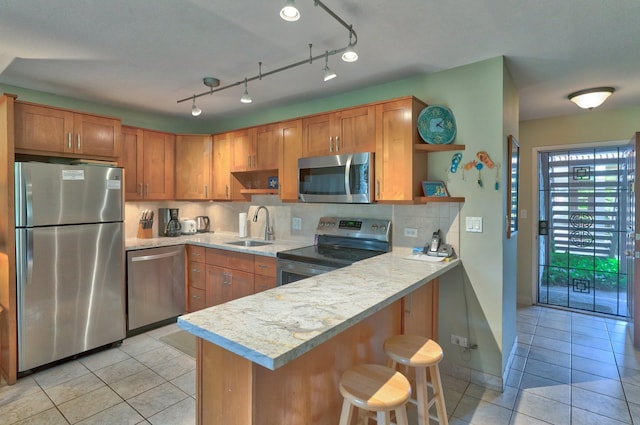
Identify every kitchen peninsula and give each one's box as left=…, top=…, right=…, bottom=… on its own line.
left=178, top=250, right=459, bottom=424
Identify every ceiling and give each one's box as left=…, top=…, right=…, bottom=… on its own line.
left=1, top=0, right=639, bottom=122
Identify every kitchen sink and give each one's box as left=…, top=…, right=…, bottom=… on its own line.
left=225, top=240, right=273, bottom=247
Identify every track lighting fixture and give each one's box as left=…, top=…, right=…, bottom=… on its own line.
left=568, top=87, right=615, bottom=109
left=177, top=0, right=358, bottom=115
left=323, top=51, right=336, bottom=81
left=280, top=0, right=300, bottom=22
left=191, top=96, right=202, bottom=116
left=341, top=30, right=358, bottom=62
left=240, top=78, right=252, bottom=104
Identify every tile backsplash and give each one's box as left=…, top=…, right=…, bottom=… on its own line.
left=125, top=197, right=461, bottom=252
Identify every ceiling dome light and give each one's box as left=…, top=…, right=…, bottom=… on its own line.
left=323, top=51, right=336, bottom=81
left=280, top=0, right=300, bottom=22
left=240, top=78, right=252, bottom=104
left=191, top=96, right=202, bottom=116
left=568, top=87, right=615, bottom=109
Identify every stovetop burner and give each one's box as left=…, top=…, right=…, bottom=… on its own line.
left=276, top=216, right=391, bottom=269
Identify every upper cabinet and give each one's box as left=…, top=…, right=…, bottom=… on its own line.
left=212, top=132, right=234, bottom=201
left=375, top=97, right=465, bottom=203
left=279, top=119, right=302, bottom=201
left=122, top=126, right=175, bottom=201
left=301, top=105, right=375, bottom=157
left=230, top=126, right=279, bottom=172
left=175, top=134, right=212, bottom=200
left=15, top=102, right=121, bottom=159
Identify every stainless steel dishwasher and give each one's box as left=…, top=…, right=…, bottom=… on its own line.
left=126, top=245, right=185, bottom=331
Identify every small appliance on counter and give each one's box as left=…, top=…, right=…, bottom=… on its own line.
left=195, top=215, right=210, bottom=233
left=158, top=208, right=182, bottom=237
left=180, top=219, right=197, bottom=235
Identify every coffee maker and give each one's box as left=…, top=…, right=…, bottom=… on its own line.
left=158, top=208, right=182, bottom=237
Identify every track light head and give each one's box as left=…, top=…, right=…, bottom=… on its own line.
left=323, top=51, right=336, bottom=81
left=191, top=96, right=202, bottom=116
left=241, top=78, right=252, bottom=104
left=341, top=32, right=358, bottom=62
left=280, top=0, right=300, bottom=22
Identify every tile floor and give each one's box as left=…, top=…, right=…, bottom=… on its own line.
left=1, top=306, right=638, bottom=424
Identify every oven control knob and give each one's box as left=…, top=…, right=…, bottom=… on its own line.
left=371, top=224, right=378, bottom=231
left=379, top=225, right=387, bottom=232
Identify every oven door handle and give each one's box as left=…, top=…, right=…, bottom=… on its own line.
left=344, top=154, right=352, bottom=197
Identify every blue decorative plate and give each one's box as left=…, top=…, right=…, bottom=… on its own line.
left=417, top=105, right=457, bottom=144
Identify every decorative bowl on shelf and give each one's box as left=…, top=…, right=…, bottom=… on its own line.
left=417, top=105, right=457, bottom=145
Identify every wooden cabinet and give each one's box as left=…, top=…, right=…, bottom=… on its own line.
left=187, top=245, right=206, bottom=313
left=302, top=105, right=375, bottom=157
left=204, top=248, right=255, bottom=307
left=175, top=134, right=212, bottom=200
left=254, top=256, right=277, bottom=293
left=122, top=126, right=175, bottom=200
left=279, top=119, right=302, bottom=201
left=212, top=132, right=235, bottom=200
left=15, top=102, right=121, bottom=159
left=375, top=97, right=465, bottom=203
left=231, top=126, right=279, bottom=172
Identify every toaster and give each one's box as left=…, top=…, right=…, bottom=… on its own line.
left=180, top=219, right=197, bottom=235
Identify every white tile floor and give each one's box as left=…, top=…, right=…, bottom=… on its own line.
left=1, top=306, right=639, bottom=424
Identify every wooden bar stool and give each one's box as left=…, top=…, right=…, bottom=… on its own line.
left=338, top=363, right=411, bottom=425
left=383, top=335, right=448, bottom=425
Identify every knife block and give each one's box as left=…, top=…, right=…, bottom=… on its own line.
left=137, top=221, right=153, bottom=239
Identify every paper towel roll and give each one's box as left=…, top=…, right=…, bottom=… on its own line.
left=239, top=212, right=247, bottom=237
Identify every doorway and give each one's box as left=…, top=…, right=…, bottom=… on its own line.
left=537, top=145, right=632, bottom=317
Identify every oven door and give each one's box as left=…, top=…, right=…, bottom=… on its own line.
left=277, top=259, right=337, bottom=286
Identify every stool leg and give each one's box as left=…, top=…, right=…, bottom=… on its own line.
left=376, top=410, right=391, bottom=425
left=430, top=365, right=448, bottom=425
left=394, top=406, right=409, bottom=425
left=415, top=367, right=429, bottom=425
left=339, top=399, right=355, bottom=425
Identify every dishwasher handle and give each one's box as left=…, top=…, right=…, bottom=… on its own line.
left=131, top=249, right=182, bottom=262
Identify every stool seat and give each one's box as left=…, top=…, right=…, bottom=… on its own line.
left=384, top=335, right=448, bottom=425
left=384, top=334, right=443, bottom=367
left=339, top=364, right=411, bottom=425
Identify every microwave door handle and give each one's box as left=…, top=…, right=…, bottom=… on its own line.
left=344, top=155, right=352, bottom=197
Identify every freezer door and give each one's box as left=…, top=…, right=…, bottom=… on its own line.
left=15, top=162, right=123, bottom=227
left=16, top=223, right=125, bottom=372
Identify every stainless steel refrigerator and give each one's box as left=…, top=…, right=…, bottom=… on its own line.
left=15, top=162, right=126, bottom=372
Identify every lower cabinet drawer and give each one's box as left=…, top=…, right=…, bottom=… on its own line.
left=188, top=261, right=205, bottom=290
left=188, top=286, right=206, bottom=312
left=254, top=274, right=276, bottom=293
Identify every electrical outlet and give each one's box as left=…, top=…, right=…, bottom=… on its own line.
left=450, top=334, right=469, bottom=348
left=292, top=217, right=302, bottom=230
left=404, top=227, right=418, bottom=237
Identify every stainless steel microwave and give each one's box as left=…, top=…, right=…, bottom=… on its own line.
left=298, top=152, right=373, bottom=203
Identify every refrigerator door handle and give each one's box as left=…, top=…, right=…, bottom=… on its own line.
left=15, top=229, right=33, bottom=287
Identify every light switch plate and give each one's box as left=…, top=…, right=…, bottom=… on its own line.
left=465, top=216, right=483, bottom=233
left=404, top=227, right=418, bottom=237
left=292, top=217, right=302, bottom=230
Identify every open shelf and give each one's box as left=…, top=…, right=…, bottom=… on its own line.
left=414, top=143, right=465, bottom=152
left=414, top=196, right=465, bottom=203
left=239, top=189, right=278, bottom=195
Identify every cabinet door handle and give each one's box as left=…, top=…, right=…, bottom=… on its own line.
left=204, top=185, right=208, bottom=198
left=376, top=179, right=380, bottom=198
left=139, top=183, right=143, bottom=196
left=145, top=184, right=149, bottom=197
left=77, top=134, right=81, bottom=150
left=223, top=271, right=232, bottom=286
left=329, top=136, right=333, bottom=152
left=252, top=154, right=256, bottom=168
left=226, top=185, right=229, bottom=199
left=68, top=133, right=72, bottom=150
left=335, top=136, right=339, bottom=152
left=192, top=267, right=200, bottom=273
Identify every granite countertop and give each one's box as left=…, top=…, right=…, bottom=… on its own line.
left=125, top=232, right=311, bottom=257
left=177, top=249, right=460, bottom=370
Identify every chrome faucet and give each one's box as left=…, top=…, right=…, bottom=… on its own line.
left=253, top=206, right=274, bottom=240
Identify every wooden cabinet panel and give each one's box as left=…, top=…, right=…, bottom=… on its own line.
left=254, top=256, right=276, bottom=277
left=205, top=248, right=254, bottom=271
left=141, top=130, right=175, bottom=200
left=279, top=119, right=302, bottom=201
left=230, top=129, right=255, bottom=172
left=175, top=134, right=212, bottom=200
left=375, top=97, right=428, bottom=202
left=254, top=274, right=277, bottom=293
left=122, top=127, right=174, bottom=200
left=73, top=113, right=121, bottom=158
left=15, top=102, right=121, bottom=159
left=254, top=124, right=281, bottom=170
left=302, top=105, right=374, bottom=157
left=212, top=133, right=233, bottom=200
left=205, top=265, right=255, bottom=306
left=402, top=279, right=439, bottom=340
left=188, top=287, right=206, bottom=313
